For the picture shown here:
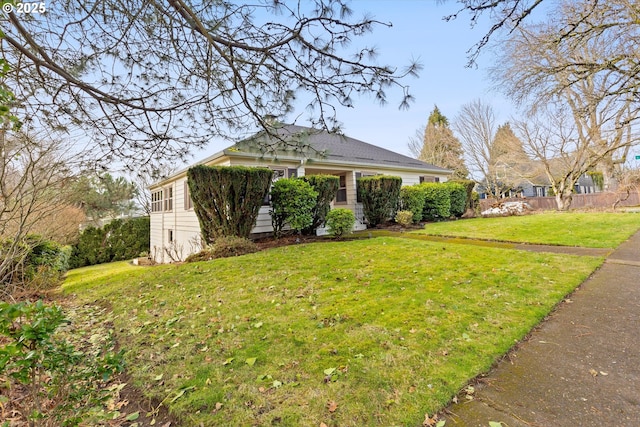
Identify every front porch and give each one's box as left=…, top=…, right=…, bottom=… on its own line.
left=302, top=167, right=368, bottom=235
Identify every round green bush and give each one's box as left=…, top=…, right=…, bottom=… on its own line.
left=395, top=210, right=414, bottom=227
left=325, top=208, right=355, bottom=238
left=270, top=178, right=318, bottom=237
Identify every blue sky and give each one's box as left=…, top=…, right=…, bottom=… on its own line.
left=197, top=1, right=515, bottom=159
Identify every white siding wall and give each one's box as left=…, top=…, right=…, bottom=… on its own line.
left=150, top=178, right=202, bottom=263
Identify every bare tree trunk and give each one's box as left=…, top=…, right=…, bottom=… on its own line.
left=555, top=191, right=573, bottom=211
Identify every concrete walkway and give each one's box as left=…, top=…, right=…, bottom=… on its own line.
left=442, top=231, right=640, bottom=426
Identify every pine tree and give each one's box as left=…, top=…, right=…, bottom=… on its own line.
left=417, top=106, right=469, bottom=179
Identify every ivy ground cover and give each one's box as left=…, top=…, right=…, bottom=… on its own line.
left=64, top=237, right=602, bottom=426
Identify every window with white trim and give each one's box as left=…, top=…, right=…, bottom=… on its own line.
left=336, top=174, right=347, bottom=203
left=151, top=190, right=163, bottom=212
left=164, top=186, right=173, bottom=211
left=419, top=175, right=440, bottom=183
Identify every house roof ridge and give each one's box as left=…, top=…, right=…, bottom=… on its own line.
left=231, top=123, right=451, bottom=173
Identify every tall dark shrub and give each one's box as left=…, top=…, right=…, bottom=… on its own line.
left=106, top=217, right=150, bottom=261
left=187, top=165, right=273, bottom=242
left=70, top=217, right=150, bottom=268
left=357, top=176, right=402, bottom=227
left=400, top=186, right=427, bottom=223
left=446, top=182, right=467, bottom=217
left=269, top=178, right=318, bottom=237
left=302, top=175, right=340, bottom=234
left=450, top=179, right=476, bottom=212
left=421, top=183, right=451, bottom=221
left=70, top=226, right=109, bottom=268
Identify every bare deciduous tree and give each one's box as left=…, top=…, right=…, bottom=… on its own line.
left=1, top=1, right=420, bottom=168
left=447, top=0, right=640, bottom=105
left=0, top=130, right=80, bottom=297
left=613, top=167, right=640, bottom=210
left=513, top=103, right=634, bottom=210
left=452, top=99, right=508, bottom=196
left=492, top=5, right=639, bottom=207
left=441, top=0, right=546, bottom=65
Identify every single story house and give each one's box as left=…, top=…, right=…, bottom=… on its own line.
left=149, top=124, right=451, bottom=263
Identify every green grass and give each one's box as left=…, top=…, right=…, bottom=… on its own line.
left=63, top=236, right=603, bottom=426
left=413, top=212, right=640, bottom=247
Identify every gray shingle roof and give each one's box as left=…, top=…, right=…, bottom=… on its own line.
left=228, top=124, right=450, bottom=173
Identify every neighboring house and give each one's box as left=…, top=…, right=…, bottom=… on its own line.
left=478, top=173, right=601, bottom=199
left=149, top=124, right=451, bottom=263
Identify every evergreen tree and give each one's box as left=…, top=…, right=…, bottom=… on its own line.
left=413, top=106, right=469, bottom=179
left=491, top=122, right=532, bottom=195
left=70, top=173, right=138, bottom=224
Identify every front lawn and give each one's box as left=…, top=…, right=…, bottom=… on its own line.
left=64, top=236, right=602, bottom=426
left=413, top=212, right=640, bottom=247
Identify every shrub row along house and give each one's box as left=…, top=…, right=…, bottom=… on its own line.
left=149, top=124, right=451, bottom=263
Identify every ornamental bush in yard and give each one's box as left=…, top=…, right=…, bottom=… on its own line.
left=421, top=183, right=451, bottom=221
left=395, top=210, right=414, bottom=227
left=446, top=181, right=467, bottom=217
left=269, top=178, right=318, bottom=237
left=357, top=175, right=402, bottom=226
left=449, top=179, right=475, bottom=212
left=187, top=165, right=273, bottom=242
left=69, top=217, right=150, bottom=268
left=301, top=174, right=340, bottom=234
left=400, top=185, right=427, bottom=223
left=325, top=208, right=356, bottom=237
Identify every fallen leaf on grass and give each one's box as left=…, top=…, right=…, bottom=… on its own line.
left=327, top=400, right=338, bottom=413
left=422, top=412, right=445, bottom=426
left=245, top=357, right=257, bottom=366
left=320, top=423, right=328, bottom=427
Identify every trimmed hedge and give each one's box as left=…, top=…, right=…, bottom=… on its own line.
left=269, top=178, right=318, bottom=237
left=446, top=182, right=467, bottom=217
left=420, top=183, right=451, bottom=221
left=450, top=179, right=476, bottom=212
left=70, top=217, right=150, bottom=268
left=400, top=186, right=427, bottom=223
left=357, top=176, right=402, bottom=227
left=187, top=165, right=273, bottom=242
left=301, top=175, right=340, bottom=234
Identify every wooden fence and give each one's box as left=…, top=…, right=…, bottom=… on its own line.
left=479, top=191, right=640, bottom=212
